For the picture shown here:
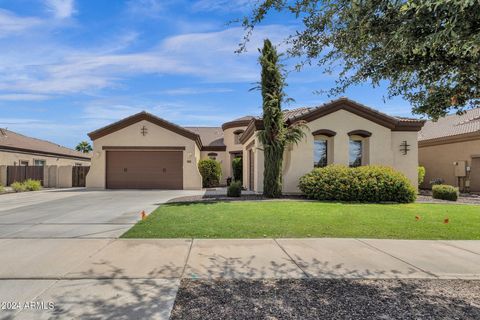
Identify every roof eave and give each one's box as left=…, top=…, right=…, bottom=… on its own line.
left=88, top=111, right=203, bottom=149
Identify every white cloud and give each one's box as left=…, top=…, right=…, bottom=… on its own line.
left=45, top=0, right=76, bottom=19
left=0, top=118, right=46, bottom=125
left=192, top=0, right=255, bottom=12
left=0, top=93, right=51, bottom=101
left=0, top=24, right=291, bottom=94
left=159, top=87, right=233, bottom=95
left=0, top=9, right=42, bottom=37
left=81, top=100, right=233, bottom=127
left=126, top=0, right=172, bottom=17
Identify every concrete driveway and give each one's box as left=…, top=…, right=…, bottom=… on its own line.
left=0, top=188, right=204, bottom=238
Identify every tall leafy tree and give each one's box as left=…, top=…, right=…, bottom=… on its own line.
left=75, top=141, right=92, bottom=153
left=258, top=39, right=305, bottom=198
left=242, top=0, right=480, bottom=119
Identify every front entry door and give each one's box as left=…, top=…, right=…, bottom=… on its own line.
left=248, top=149, right=254, bottom=191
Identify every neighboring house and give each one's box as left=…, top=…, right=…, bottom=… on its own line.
left=418, top=108, right=480, bottom=192
left=86, top=98, right=424, bottom=192
left=0, top=128, right=91, bottom=167
left=0, top=128, right=91, bottom=187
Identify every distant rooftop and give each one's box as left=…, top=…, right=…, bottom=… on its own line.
left=419, top=108, right=480, bottom=141
left=185, top=127, right=224, bottom=147
left=0, top=128, right=91, bottom=160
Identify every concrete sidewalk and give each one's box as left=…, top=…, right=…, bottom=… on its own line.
left=1, top=238, right=479, bottom=319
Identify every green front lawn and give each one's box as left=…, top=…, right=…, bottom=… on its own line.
left=121, top=201, right=480, bottom=239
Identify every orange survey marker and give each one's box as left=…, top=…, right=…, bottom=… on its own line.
left=141, top=210, right=147, bottom=220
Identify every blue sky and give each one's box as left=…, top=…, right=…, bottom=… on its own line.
left=0, top=0, right=418, bottom=148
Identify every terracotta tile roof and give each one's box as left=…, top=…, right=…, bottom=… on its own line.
left=418, top=108, right=480, bottom=141
left=0, top=128, right=91, bottom=160
left=283, top=107, right=313, bottom=120
left=185, top=127, right=225, bottom=147
left=230, top=116, right=255, bottom=122
left=286, top=97, right=422, bottom=124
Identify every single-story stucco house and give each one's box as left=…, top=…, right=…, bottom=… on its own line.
left=86, top=98, right=425, bottom=192
left=419, top=107, right=480, bottom=192
left=0, top=128, right=91, bottom=167
left=0, top=128, right=91, bottom=187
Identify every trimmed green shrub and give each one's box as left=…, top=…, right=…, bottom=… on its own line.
left=198, top=159, right=222, bottom=188
left=432, top=184, right=459, bottom=201
left=24, top=179, right=42, bottom=191
left=0, top=184, right=4, bottom=193
left=418, top=166, right=426, bottom=186
left=298, top=165, right=416, bottom=203
left=227, top=181, right=242, bottom=197
left=232, top=157, right=243, bottom=183
left=11, top=181, right=26, bottom=192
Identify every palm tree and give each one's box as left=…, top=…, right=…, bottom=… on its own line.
left=258, top=39, right=305, bottom=198
left=75, top=141, right=93, bottom=153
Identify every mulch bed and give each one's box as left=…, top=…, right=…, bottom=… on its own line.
left=170, top=279, right=480, bottom=320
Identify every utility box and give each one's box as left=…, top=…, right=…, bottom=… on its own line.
left=454, top=161, right=467, bottom=177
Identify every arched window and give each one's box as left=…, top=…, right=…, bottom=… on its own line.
left=312, top=130, right=335, bottom=168
left=314, top=138, right=328, bottom=167
left=349, top=139, right=362, bottom=167
left=348, top=130, right=371, bottom=167
left=233, top=130, right=245, bottom=144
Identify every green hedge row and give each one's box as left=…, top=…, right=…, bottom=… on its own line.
left=11, top=179, right=42, bottom=192
left=299, top=165, right=416, bottom=203
left=432, top=184, right=459, bottom=201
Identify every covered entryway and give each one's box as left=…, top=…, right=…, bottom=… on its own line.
left=106, top=150, right=183, bottom=189
left=248, top=149, right=254, bottom=190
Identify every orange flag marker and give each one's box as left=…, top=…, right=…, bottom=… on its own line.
left=444, top=218, right=449, bottom=224
left=141, top=210, right=147, bottom=220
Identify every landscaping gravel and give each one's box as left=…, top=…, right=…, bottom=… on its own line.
left=169, top=193, right=480, bottom=205
left=170, top=279, right=480, bottom=320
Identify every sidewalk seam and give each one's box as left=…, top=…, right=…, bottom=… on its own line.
left=59, top=238, right=116, bottom=280
left=273, top=239, right=310, bottom=278
left=440, top=241, right=480, bottom=256
left=180, top=239, right=194, bottom=279
left=355, top=239, right=438, bottom=278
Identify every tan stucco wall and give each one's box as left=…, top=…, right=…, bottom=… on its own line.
left=200, top=150, right=228, bottom=185
left=392, top=131, right=419, bottom=190
left=57, top=165, right=73, bottom=188
left=0, top=150, right=90, bottom=167
left=86, top=119, right=202, bottom=190
left=223, top=126, right=247, bottom=179
left=419, top=139, right=480, bottom=191
left=244, top=109, right=419, bottom=194
left=241, top=134, right=264, bottom=192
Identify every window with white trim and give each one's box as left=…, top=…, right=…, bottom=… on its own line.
left=34, top=159, right=46, bottom=166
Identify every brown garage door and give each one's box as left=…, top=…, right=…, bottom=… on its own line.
left=106, top=151, right=183, bottom=189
